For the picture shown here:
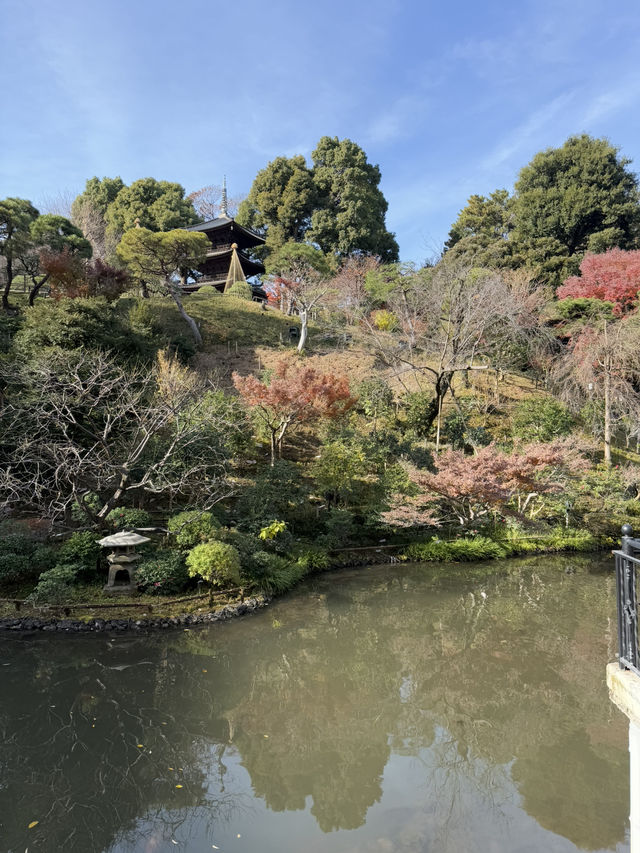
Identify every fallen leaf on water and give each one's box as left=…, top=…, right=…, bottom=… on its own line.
left=175, top=784, right=183, bottom=789
left=171, top=841, right=178, bottom=845
left=212, top=846, right=219, bottom=850
left=263, top=735, right=269, bottom=738
left=202, top=669, right=207, bottom=673
left=136, top=744, right=144, bottom=748
left=168, top=767, right=174, bottom=771
left=28, top=821, right=39, bottom=829
left=237, top=834, right=241, bottom=838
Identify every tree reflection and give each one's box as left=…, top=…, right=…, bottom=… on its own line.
left=0, top=554, right=631, bottom=852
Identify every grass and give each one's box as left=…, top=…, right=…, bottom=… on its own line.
left=139, top=290, right=303, bottom=348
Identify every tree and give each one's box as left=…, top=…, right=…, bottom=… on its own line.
left=330, top=254, right=380, bottom=325
left=557, top=248, right=640, bottom=315
left=105, top=177, right=198, bottom=235
left=309, top=136, right=399, bottom=261
left=403, top=440, right=585, bottom=526
left=0, top=197, right=39, bottom=310
left=71, top=176, right=125, bottom=260
left=363, top=261, right=546, bottom=450
left=444, top=189, right=514, bottom=267
left=0, top=350, right=235, bottom=525
left=117, top=227, right=209, bottom=344
left=555, top=316, right=640, bottom=465
left=17, top=214, right=93, bottom=305
left=266, top=242, right=333, bottom=351
left=236, top=155, right=317, bottom=255
left=188, top=184, right=244, bottom=221
left=512, top=135, right=640, bottom=285
left=233, top=356, right=356, bottom=465
left=237, top=138, right=398, bottom=262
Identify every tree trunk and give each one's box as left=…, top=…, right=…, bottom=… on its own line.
left=28, top=273, right=50, bottom=307
left=140, top=279, right=150, bottom=299
left=168, top=282, right=202, bottom=346
left=2, top=257, right=13, bottom=311
left=297, top=310, right=308, bottom=352
left=269, top=431, right=276, bottom=467
left=604, top=353, right=612, bottom=466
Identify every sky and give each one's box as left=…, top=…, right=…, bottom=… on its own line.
left=2, top=0, right=640, bottom=263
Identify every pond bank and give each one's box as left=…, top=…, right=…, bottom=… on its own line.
left=0, top=594, right=270, bottom=633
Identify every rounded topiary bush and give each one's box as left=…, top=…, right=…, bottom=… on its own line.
left=226, top=281, right=253, bottom=300
left=168, top=510, right=221, bottom=549
left=136, top=550, right=190, bottom=595
left=28, top=565, right=78, bottom=605
left=186, top=541, right=241, bottom=588
left=106, top=507, right=152, bottom=530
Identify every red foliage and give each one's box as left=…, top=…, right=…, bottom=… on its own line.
left=233, top=357, right=356, bottom=463
left=40, top=248, right=88, bottom=300
left=408, top=440, right=586, bottom=525
left=557, top=249, right=640, bottom=315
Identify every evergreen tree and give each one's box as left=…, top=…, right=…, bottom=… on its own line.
left=512, top=135, right=640, bottom=285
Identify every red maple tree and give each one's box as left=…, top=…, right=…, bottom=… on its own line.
left=233, top=357, right=356, bottom=465
left=391, top=440, right=586, bottom=526
left=557, top=248, right=640, bottom=315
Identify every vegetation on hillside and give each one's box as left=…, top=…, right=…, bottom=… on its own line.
left=2, top=132, right=640, bottom=609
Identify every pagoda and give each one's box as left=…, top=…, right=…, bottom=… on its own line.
left=187, top=180, right=265, bottom=293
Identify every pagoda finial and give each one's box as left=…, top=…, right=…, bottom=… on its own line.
left=220, top=175, right=229, bottom=218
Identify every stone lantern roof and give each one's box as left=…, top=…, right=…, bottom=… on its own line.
left=97, top=531, right=151, bottom=548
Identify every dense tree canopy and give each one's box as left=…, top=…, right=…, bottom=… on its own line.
left=444, top=189, right=514, bottom=267
left=237, top=137, right=398, bottom=262
left=444, top=135, right=640, bottom=287
left=236, top=155, right=317, bottom=254
left=511, top=135, right=640, bottom=284
left=117, top=227, right=209, bottom=344
left=309, top=136, right=399, bottom=261
left=0, top=197, right=39, bottom=310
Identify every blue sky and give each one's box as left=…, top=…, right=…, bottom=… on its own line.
left=2, top=0, right=640, bottom=263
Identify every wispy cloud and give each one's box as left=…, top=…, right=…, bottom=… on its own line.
left=481, top=91, right=576, bottom=172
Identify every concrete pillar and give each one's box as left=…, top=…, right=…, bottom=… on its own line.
left=607, top=663, right=640, bottom=853
left=631, top=721, right=640, bottom=853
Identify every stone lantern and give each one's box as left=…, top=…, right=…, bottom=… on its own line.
left=97, top=531, right=150, bottom=595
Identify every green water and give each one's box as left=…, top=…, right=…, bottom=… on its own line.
left=0, top=554, right=631, bottom=853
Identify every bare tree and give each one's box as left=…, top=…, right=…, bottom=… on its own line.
left=0, top=350, right=237, bottom=525
left=363, top=261, right=546, bottom=451
left=187, top=185, right=245, bottom=221
left=330, top=254, right=380, bottom=325
left=38, top=189, right=76, bottom=219
left=554, top=315, right=640, bottom=465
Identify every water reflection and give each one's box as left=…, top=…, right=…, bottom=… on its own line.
left=0, top=554, right=630, bottom=853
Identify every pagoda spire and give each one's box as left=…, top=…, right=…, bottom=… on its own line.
left=220, top=175, right=229, bottom=218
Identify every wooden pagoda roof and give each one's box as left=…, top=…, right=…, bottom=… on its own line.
left=187, top=216, right=266, bottom=246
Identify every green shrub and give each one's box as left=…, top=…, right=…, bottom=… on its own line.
left=512, top=399, right=574, bottom=443
left=249, top=553, right=309, bottom=595
left=31, top=545, right=58, bottom=573
left=403, top=536, right=507, bottom=562
left=0, top=532, right=38, bottom=557
left=226, top=281, right=253, bottom=300
left=28, top=565, right=78, bottom=605
left=0, top=553, right=32, bottom=583
left=136, top=550, right=190, bottom=595
left=106, top=507, right=152, bottom=530
left=186, top=541, right=241, bottom=587
left=295, top=546, right=330, bottom=572
left=235, top=461, right=313, bottom=533
left=59, top=531, right=101, bottom=574
left=319, top=507, right=358, bottom=548
left=403, top=391, right=435, bottom=438
left=168, top=510, right=221, bottom=549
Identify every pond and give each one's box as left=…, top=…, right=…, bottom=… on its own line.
left=0, top=553, right=631, bottom=853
